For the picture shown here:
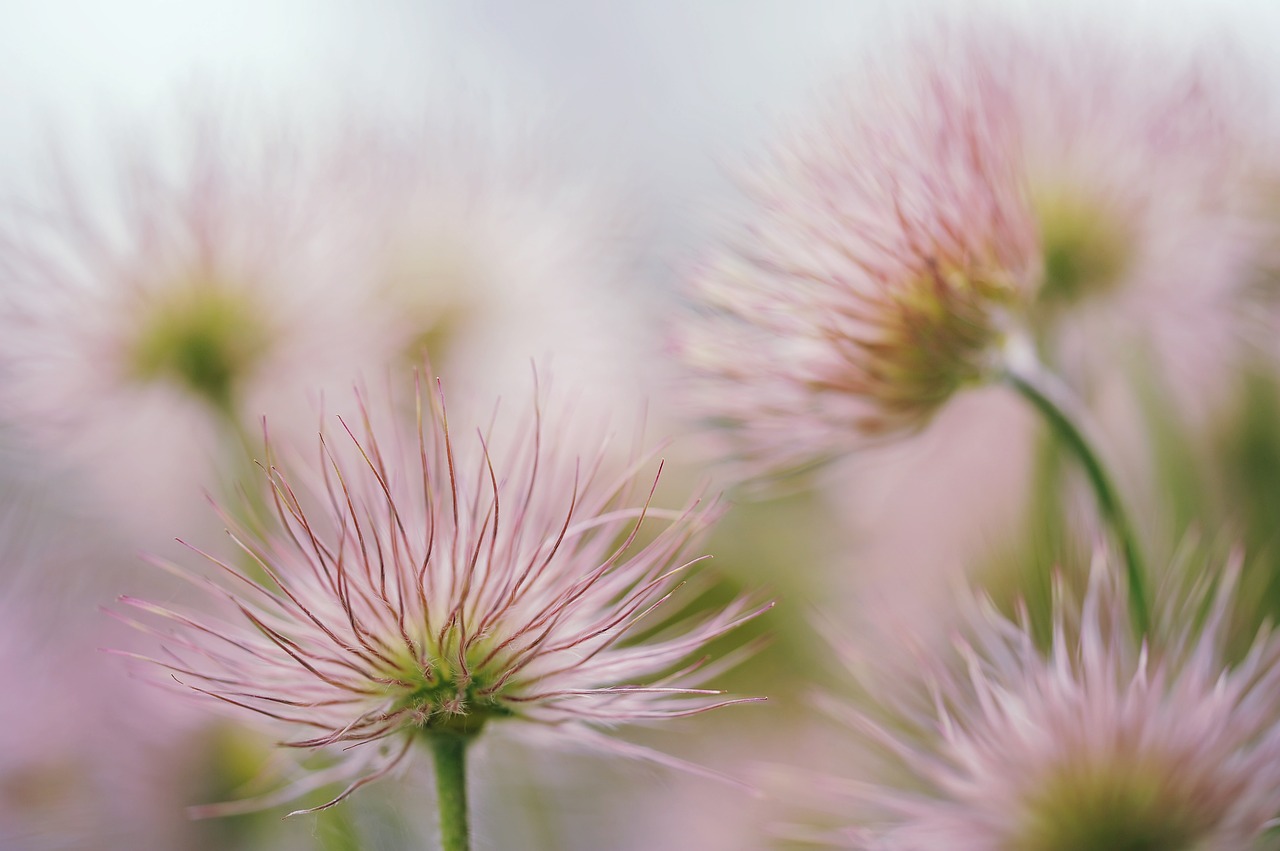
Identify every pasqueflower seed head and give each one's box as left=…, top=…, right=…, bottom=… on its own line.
left=118, top=374, right=768, bottom=814
left=816, top=557, right=1280, bottom=850
left=967, top=17, right=1269, bottom=414
left=677, top=47, right=1038, bottom=480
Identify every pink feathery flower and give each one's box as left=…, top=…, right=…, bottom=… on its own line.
left=677, top=18, right=1267, bottom=481
left=968, top=18, right=1268, bottom=417
left=676, top=41, right=1039, bottom=479
left=810, top=556, right=1280, bottom=850
left=0, top=103, right=378, bottom=541
left=118, top=375, right=768, bottom=815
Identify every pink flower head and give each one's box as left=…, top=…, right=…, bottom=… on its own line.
left=815, top=556, right=1280, bottom=850
left=677, top=17, right=1267, bottom=481
left=0, top=103, right=377, bottom=541
left=677, top=42, right=1039, bottom=479
left=119, top=374, right=768, bottom=814
left=971, top=18, right=1268, bottom=412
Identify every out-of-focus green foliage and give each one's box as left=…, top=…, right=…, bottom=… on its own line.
left=978, top=426, right=1088, bottom=647
left=1210, top=359, right=1280, bottom=659
left=978, top=344, right=1280, bottom=663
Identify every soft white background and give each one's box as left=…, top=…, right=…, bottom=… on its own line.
left=3, top=0, right=1276, bottom=253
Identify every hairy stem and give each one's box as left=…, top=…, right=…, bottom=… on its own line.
left=430, top=734, right=471, bottom=851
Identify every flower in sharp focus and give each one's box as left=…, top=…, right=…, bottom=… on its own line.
left=119, top=375, right=768, bottom=814
left=676, top=43, right=1039, bottom=479
left=0, top=104, right=376, bottom=540
left=813, top=556, right=1280, bottom=850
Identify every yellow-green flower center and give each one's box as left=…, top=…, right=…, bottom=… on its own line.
left=1033, top=188, right=1133, bottom=307
left=128, top=281, right=271, bottom=414
left=1015, top=761, right=1220, bottom=851
left=384, top=642, right=514, bottom=738
left=851, top=261, right=1016, bottom=434
left=382, top=241, right=485, bottom=364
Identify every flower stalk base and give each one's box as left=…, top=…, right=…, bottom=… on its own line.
left=429, top=733, right=471, bottom=851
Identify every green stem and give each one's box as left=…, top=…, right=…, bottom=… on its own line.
left=430, top=734, right=471, bottom=851
left=1001, top=343, right=1151, bottom=637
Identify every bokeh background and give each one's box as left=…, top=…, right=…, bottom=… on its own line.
left=3, top=1, right=1280, bottom=848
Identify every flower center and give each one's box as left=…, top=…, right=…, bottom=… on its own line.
left=381, top=240, right=485, bottom=363
left=128, top=281, right=271, bottom=414
left=1014, top=761, right=1219, bottom=851
left=1032, top=188, right=1133, bottom=307
left=849, top=260, right=1016, bottom=433
left=385, top=644, right=514, bottom=738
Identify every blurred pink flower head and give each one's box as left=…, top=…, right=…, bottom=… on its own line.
left=121, top=373, right=767, bottom=814
left=677, top=19, right=1266, bottom=481
left=0, top=104, right=377, bottom=539
left=677, top=39, right=1039, bottom=479
left=977, top=20, right=1268, bottom=408
left=337, top=113, right=649, bottom=416
left=819, top=557, right=1280, bottom=850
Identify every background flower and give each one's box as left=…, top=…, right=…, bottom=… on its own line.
left=0, top=102, right=379, bottom=546
left=762, top=12, right=1276, bottom=663
left=676, top=41, right=1038, bottom=479
left=812, top=557, right=1280, bottom=850
left=966, top=15, right=1271, bottom=429
left=335, top=111, right=651, bottom=415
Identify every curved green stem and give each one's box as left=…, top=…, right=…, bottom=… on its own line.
left=430, top=734, right=471, bottom=851
left=1000, top=343, right=1151, bottom=637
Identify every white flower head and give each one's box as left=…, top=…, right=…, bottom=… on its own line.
left=336, top=111, right=648, bottom=418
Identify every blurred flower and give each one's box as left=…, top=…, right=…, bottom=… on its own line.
left=676, top=16, right=1268, bottom=483
left=818, top=19, right=1275, bottom=646
left=120, top=374, right=767, bottom=814
left=675, top=36, right=1038, bottom=479
left=975, top=20, right=1268, bottom=418
left=0, top=104, right=377, bottom=542
left=337, top=114, right=653, bottom=422
left=0, top=599, right=203, bottom=851
left=812, top=556, right=1280, bottom=849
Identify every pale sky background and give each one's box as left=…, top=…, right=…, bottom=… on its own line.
left=2, top=0, right=1276, bottom=254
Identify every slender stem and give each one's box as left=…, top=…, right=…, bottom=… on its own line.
left=1000, top=342, right=1151, bottom=637
left=430, top=734, right=471, bottom=851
